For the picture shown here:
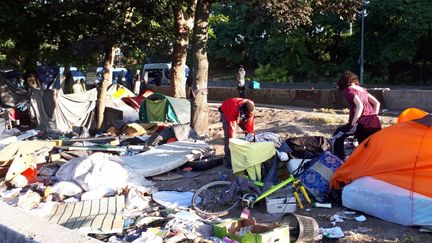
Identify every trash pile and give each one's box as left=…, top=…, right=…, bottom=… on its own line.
left=1, top=79, right=431, bottom=242
left=0, top=123, right=224, bottom=242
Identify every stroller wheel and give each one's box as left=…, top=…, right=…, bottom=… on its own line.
left=192, top=181, right=239, bottom=217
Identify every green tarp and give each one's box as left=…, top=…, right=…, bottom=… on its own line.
left=139, top=93, right=190, bottom=124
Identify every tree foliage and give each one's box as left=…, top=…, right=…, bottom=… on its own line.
left=208, top=0, right=432, bottom=84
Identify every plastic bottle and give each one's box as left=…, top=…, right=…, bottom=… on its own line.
left=312, top=202, right=332, bottom=208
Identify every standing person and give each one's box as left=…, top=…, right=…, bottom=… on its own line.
left=141, top=70, right=148, bottom=92
left=154, top=71, right=162, bottom=86
left=125, top=69, right=133, bottom=90
left=219, top=98, right=255, bottom=167
left=72, top=79, right=84, bottom=93
left=79, top=78, right=86, bottom=91
left=133, top=70, right=141, bottom=95
left=235, top=65, right=246, bottom=98
left=331, top=71, right=381, bottom=160
left=117, top=70, right=125, bottom=86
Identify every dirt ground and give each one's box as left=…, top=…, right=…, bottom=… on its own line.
left=155, top=102, right=431, bottom=242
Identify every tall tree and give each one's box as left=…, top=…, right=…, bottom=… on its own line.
left=171, top=0, right=197, bottom=98
left=191, top=0, right=211, bottom=134
left=190, top=0, right=361, bottom=133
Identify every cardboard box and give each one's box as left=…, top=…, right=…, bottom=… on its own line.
left=214, top=218, right=290, bottom=243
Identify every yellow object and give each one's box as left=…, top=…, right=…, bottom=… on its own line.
left=291, top=179, right=311, bottom=209
left=112, top=87, right=127, bottom=99
left=229, top=139, right=276, bottom=181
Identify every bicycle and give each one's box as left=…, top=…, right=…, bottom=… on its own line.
left=192, top=164, right=311, bottom=216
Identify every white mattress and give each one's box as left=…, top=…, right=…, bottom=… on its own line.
left=342, top=176, right=432, bottom=226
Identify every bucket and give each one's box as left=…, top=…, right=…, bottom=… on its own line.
left=278, top=213, right=319, bottom=242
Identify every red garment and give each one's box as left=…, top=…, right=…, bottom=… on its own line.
left=345, top=87, right=381, bottom=130
left=220, top=98, right=255, bottom=138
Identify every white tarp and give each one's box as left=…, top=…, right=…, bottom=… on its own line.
left=56, top=153, right=154, bottom=197
left=342, top=176, right=432, bottom=227
left=113, top=141, right=213, bottom=177
left=31, top=88, right=97, bottom=132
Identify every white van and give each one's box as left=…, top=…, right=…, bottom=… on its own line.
left=96, top=67, right=128, bottom=84
left=143, top=63, right=190, bottom=85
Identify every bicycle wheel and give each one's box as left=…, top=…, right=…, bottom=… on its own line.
left=192, top=181, right=239, bottom=217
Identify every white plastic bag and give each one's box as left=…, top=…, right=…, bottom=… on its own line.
left=51, top=181, right=83, bottom=197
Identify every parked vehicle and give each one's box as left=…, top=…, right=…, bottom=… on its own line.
left=143, top=63, right=190, bottom=85
left=96, top=67, right=128, bottom=84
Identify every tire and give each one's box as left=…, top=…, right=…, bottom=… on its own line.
left=183, top=157, right=223, bottom=171
left=192, top=181, right=239, bottom=217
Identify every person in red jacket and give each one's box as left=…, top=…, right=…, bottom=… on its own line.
left=219, top=98, right=255, bottom=167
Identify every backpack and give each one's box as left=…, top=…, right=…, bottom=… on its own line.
left=286, top=136, right=330, bottom=159
left=249, top=80, right=261, bottom=90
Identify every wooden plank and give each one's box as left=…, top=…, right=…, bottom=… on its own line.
left=79, top=199, right=98, bottom=229
left=73, top=199, right=92, bottom=229
left=111, top=197, right=124, bottom=231
left=58, top=203, right=75, bottom=226
left=64, top=201, right=84, bottom=229
left=48, top=204, right=66, bottom=224
left=90, top=198, right=108, bottom=230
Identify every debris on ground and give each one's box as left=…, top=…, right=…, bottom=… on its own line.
left=0, top=95, right=430, bottom=242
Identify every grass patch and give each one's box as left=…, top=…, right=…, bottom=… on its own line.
left=312, top=108, right=337, bottom=114
left=310, top=115, right=345, bottom=125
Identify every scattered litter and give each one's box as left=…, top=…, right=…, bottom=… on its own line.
left=81, top=187, right=117, bottom=201
left=38, top=166, right=57, bottom=176
left=10, top=174, right=29, bottom=188
left=51, top=181, right=83, bottom=197
left=354, top=215, right=367, bottom=222
left=135, top=216, right=165, bottom=227
left=17, top=190, right=41, bottom=210
left=353, top=226, right=372, bottom=233
left=131, top=231, right=163, bottom=243
left=343, top=211, right=356, bottom=215
left=152, top=191, right=199, bottom=209
left=331, top=214, right=344, bottom=226
left=312, top=202, right=332, bottom=208
left=173, top=210, right=202, bottom=221
left=419, top=227, right=432, bottom=233
left=240, top=207, right=250, bottom=219
left=0, top=188, right=22, bottom=203
left=320, top=226, right=344, bottom=238
left=125, top=186, right=154, bottom=210
left=152, top=173, right=183, bottom=181
left=164, top=215, right=213, bottom=239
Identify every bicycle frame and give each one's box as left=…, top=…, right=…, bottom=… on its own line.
left=253, top=174, right=295, bottom=204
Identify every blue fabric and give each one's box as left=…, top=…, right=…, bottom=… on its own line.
left=298, top=151, right=343, bottom=202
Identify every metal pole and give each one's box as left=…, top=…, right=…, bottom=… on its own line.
left=360, top=0, right=365, bottom=85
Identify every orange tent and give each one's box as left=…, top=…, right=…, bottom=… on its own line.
left=331, top=114, right=432, bottom=198
left=397, top=108, right=428, bottom=124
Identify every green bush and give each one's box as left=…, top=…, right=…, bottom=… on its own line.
left=253, top=64, right=292, bottom=83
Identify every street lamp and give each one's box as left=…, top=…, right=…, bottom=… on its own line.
left=360, top=0, right=369, bottom=85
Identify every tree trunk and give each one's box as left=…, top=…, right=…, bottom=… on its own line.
left=171, top=0, right=196, bottom=98
left=191, top=0, right=211, bottom=135
left=96, top=46, right=115, bottom=129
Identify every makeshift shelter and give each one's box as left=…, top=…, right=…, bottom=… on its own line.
left=122, top=90, right=154, bottom=111
left=105, top=84, right=139, bottom=125
left=332, top=112, right=432, bottom=197
left=139, top=93, right=190, bottom=124
left=331, top=111, right=432, bottom=226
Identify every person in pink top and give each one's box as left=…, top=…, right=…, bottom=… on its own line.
left=331, top=71, right=381, bottom=160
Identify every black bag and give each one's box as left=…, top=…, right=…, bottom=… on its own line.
left=286, top=136, right=330, bottom=159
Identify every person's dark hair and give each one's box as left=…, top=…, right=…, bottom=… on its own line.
left=337, top=71, right=360, bottom=90
left=240, top=101, right=254, bottom=118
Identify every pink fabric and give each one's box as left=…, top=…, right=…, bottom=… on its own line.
left=345, top=87, right=376, bottom=124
